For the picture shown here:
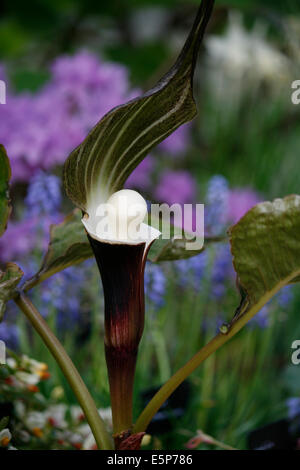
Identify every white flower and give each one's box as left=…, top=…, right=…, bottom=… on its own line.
left=0, top=429, right=12, bottom=447
left=70, top=405, right=85, bottom=423
left=15, top=400, right=26, bottom=419
left=17, top=430, right=30, bottom=443
left=6, top=357, right=17, bottom=369
left=20, top=355, right=49, bottom=378
left=83, top=432, right=96, bottom=450
left=98, top=407, right=113, bottom=430
left=68, top=432, right=84, bottom=448
left=15, top=371, right=40, bottom=385
left=77, top=423, right=91, bottom=438
left=25, top=411, right=47, bottom=431
left=206, top=13, right=250, bottom=75
left=44, top=405, right=67, bottom=428
left=205, top=11, right=290, bottom=101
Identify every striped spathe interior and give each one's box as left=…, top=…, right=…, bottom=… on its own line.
left=63, top=0, right=215, bottom=214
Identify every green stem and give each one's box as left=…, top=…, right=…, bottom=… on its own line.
left=14, top=291, right=113, bottom=450
left=133, top=280, right=289, bottom=434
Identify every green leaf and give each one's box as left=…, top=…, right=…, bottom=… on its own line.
left=0, top=145, right=12, bottom=237
left=228, top=195, right=300, bottom=325
left=0, top=417, right=9, bottom=431
left=63, top=0, right=215, bottom=213
left=0, top=263, right=23, bottom=321
left=23, top=210, right=93, bottom=292
left=147, top=215, right=222, bottom=262
left=148, top=235, right=205, bottom=262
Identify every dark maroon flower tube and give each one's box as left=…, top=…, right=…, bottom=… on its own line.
left=88, top=235, right=149, bottom=443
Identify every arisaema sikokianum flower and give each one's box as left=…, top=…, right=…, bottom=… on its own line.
left=63, top=0, right=215, bottom=448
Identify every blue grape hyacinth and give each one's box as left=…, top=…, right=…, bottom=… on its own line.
left=205, top=175, right=229, bottom=235
left=145, top=263, right=166, bottom=309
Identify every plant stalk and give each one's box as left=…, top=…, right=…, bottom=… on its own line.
left=14, top=291, right=113, bottom=450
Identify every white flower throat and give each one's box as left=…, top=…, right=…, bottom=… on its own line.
left=82, top=189, right=160, bottom=247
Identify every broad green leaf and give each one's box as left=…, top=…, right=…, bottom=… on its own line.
left=63, top=0, right=215, bottom=214
left=228, top=195, right=300, bottom=325
left=146, top=214, right=219, bottom=262
left=23, top=210, right=93, bottom=292
left=0, top=263, right=23, bottom=321
left=0, top=145, right=12, bottom=237
left=148, top=235, right=223, bottom=262
left=148, top=234, right=205, bottom=262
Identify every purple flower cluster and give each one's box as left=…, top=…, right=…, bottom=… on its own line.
left=158, top=123, right=191, bottom=156
left=0, top=171, right=62, bottom=263
left=25, top=171, right=61, bottom=217
left=144, top=262, right=166, bottom=309
left=210, top=244, right=235, bottom=300
left=226, top=188, right=261, bottom=224
left=125, top=156, right=155, bottom=191
left=277, top=285, right=294, bottom=309
left=286, top=397, right=300, bottom=420
left=205, top=175, right=229, bottom=235
left=0, top=51, right=139, bottom=182
left=0, top=51, right=192, bottom=186
left=175, top=252, right=208, bottom=290
left=0, top=322, right=20, bottom=349
left=38, top=263, right=91, bottom=332
left=251, top=285, right=294, bottom=329
left=155, top=170, right=197, bottom=205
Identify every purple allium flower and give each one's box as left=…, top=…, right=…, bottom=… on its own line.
left=0, top=52, right=138, bottom=182
left=0, top=322, right=20, bottom=349
left=155, top=170, right=197, bottom=205
left=158, top=123, right=191, bottom=156
left=205, top=175, right=229, bottom=235
left=144, top=263, right=166, bottom=309
left=226, top=188, right=261, bottom=224
left=125, top=156, right=155, bottom=191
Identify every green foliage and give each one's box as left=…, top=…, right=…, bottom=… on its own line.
left=107, top=42, right=169, bottom=85
left=0, top=417, right=9, bottom=431
left=229, top=195, right=300, bottom=322
left=23, top=210, right=92, bottom=292
left=0, top=263, right=23, bottom=320
left=148, top=233, right=204, bottom=262
left=0, top=145, right=11, bottom=237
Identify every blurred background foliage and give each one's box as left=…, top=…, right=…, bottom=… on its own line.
left=1, top=0, right=300, bottom=450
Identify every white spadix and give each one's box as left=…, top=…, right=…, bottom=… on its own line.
left=97, top=189, right=148, bottom=241
left=82, top=189, right=160, bottom=246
